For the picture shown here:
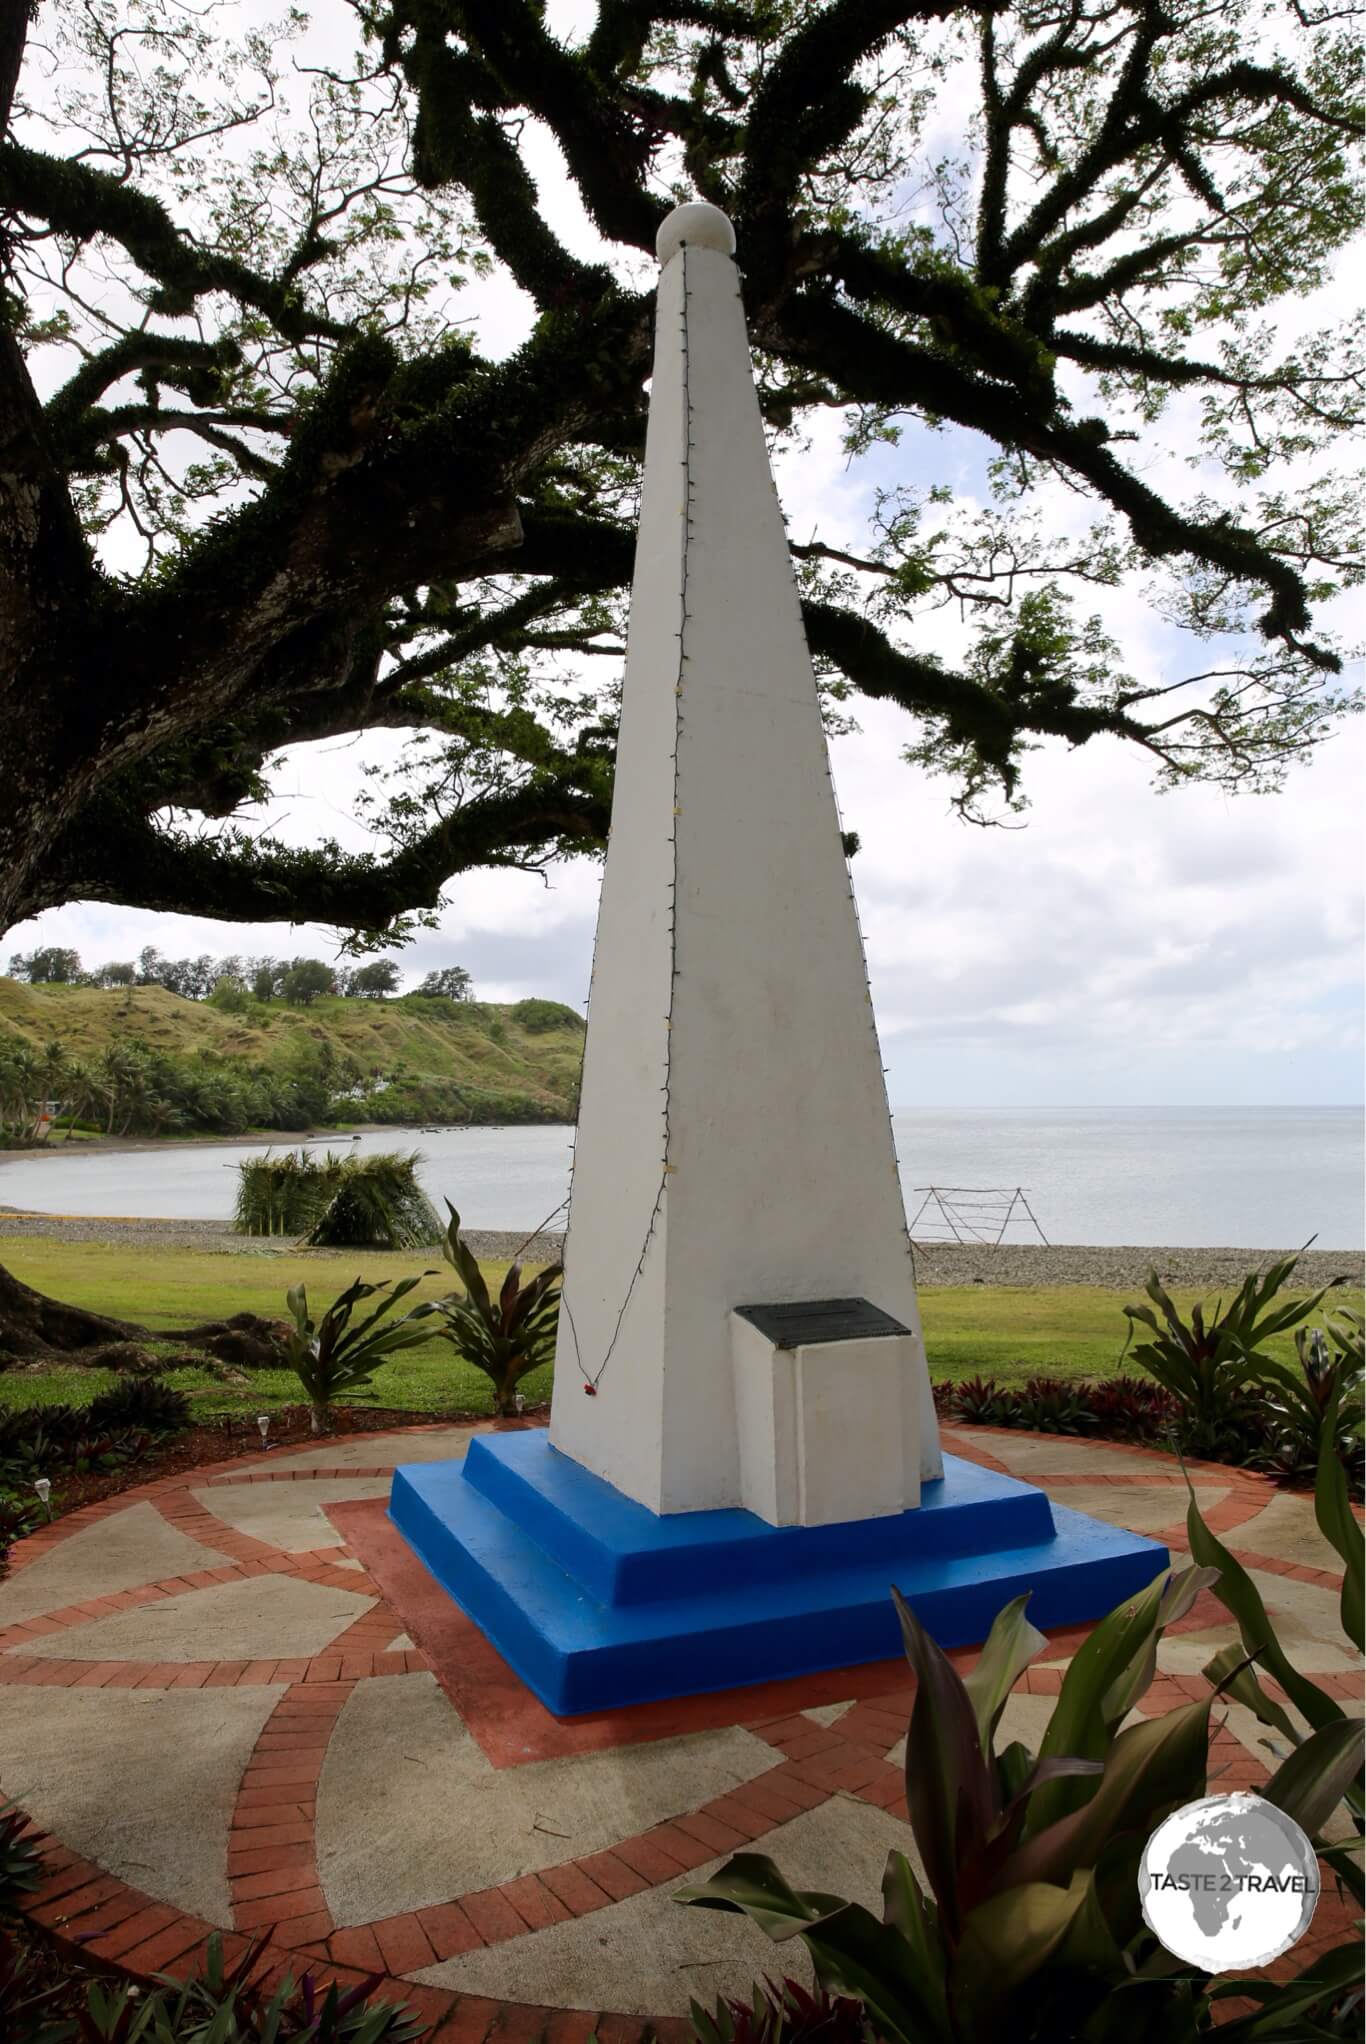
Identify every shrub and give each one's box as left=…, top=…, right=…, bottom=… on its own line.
left=1121, top=1253, right=1342, bottom=1463
left=1243, top=1309, right=1364, bottom=1493
left=0, top=1405, right=80, bottom=1474
left=941, top=1374, right=1009, bottom=1426
left=0, top=1798, right=42, bottom=1916
left=510, top=997, right=582, bottom=1033
left=0, top=1493, right=43, bottom=1567
left=85, top=1376, right=191, bottom=1436
left=207, top=977, right=251, bottom=1013
left=0, top=1402, right=157, bottom=1484
left=692, top=1978, right=868, bottom=2044
left=65, top=1930, right=426, bottom=2042
left=1010, top=1374, right=1097, bottom=1434
left=0, top=1924, right=70, bottom=2044
left=13, top=1407, right=85, bottom=1457
left=284, top=1273, right=438, bottom=1434
left=678, top=1420, right=1365, bottom=2043
left=430, top=1206, right=562, bottom=1417
left=939, top=1374, right=1176, bottom=1441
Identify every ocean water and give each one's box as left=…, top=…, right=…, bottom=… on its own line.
left=0, top=1106, right=1359, bottom=1248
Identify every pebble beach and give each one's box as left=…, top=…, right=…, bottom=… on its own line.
left=0, top=1208, right=1359, bottom=1290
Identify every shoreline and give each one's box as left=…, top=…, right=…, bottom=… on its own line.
left=0, top=1120, right=568, bottom=1162
left=0, top=1212, right=1359, bottom=1288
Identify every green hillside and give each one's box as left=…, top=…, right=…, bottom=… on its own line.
left=0, top=980, right=584, bottom=1137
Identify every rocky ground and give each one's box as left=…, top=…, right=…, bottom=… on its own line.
left=0, top=1208, right=1359, bottom=1288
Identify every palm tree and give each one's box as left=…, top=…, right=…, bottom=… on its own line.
left=34, top=1040, right=71, bottom=1140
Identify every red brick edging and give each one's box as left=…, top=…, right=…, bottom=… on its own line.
left=4, top=1420, right=1357, bottom=2040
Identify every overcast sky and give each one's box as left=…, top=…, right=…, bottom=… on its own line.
left=9, top=1, right=1362, bottom=1109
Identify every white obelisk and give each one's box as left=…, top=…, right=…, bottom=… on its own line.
left=549, top=203, right=942, bottom=1517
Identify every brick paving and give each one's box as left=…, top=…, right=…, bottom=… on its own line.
left=2, top=1419, right=1359, bottom=2034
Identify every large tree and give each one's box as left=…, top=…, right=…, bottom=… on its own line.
left=0, top=0, right=1359, bottom=955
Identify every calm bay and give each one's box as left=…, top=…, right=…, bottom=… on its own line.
left=0, top=1104, right=1359, bottom=1249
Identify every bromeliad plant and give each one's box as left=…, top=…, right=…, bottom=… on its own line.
left=0, top=1926, right=71, bottom=2044
left=941, top=1375, right=1177, bottom=1442
left=690, top=1977, right=867, bottom=2044
left=1244, top=1310, right=1364, bottom=1492
left=0, top=1797, right=42, bottom=1916
left=1121, top=1253, right=1344, bottom=1464
left=0, top=1492, right=43, bottom=1567
left=284, top=1274, right=438, bottom=1435
left=65, top=1930, right=426, bottom=2042
left=679, top=1418, right=1365, bottom=2044
left=430, top=1206, right=562, bottom=1418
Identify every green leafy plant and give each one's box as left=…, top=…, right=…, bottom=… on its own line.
left=1, top=1493, right=43, bottom=1566
left=0, top=1405, right=87, bottom=1463
left=1121, top=1254, right=1342, bottom=1462
left=70, top=1931, right=426, bottom=2041
left=0, top=1404, right=158, bottom=1486
left=1242, top=1311, right=1364, bottom=1493
left=940, top=1375, right=1176, bottom=1441
left=509, top=998, right=582, bottom=1035
left=284, top=1275, right=438, bottom=1434
left=430, top=1206, right=562, bottom=1418
left=1189, top=1372, right=1364, bottom=1844
left=235, top=1150, right=441, bottom=1248
left=1011, top=1376, right=1098, bottom=1435
left=941, top=1376, right=1011, bottom=1426
left=84, top=1378, right=191, bottom=1437
left=0, top=1925, right=73, bottom=2044
left=679, top=1426, right=1364, bottom=2042
left=0, top=1798, right=43, bottom=1916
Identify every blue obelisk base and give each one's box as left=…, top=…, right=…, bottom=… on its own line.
left=387, top=1434, right=1167, bottom=1716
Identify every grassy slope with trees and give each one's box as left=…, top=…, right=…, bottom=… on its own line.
left=0, top=978, right=583, bottom=1137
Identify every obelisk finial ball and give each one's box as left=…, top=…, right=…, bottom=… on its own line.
left=656, top=202, right=736, bottom=267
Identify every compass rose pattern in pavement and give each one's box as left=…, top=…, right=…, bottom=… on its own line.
left=2, top=1421, right=1359, bottom=2037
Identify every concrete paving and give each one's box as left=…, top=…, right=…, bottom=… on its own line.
left=2, top=1420, right=1356, bottom=2031
left=191, top=1476, right=393, bottom=1551
left=959, top=1437, right=1176, bottom=1478
left=0, top=1499, right=226, bottom=1624
left=1240, top=1568, right=1350, bottom=1651
left=411, top=1799, right=916, bottom=2017
left=267, top=1428, right=485, bottom=1472
left=1153, top=1623, right=1360, bottom=1677
left=1234, top=1491, right=1346, bottom=1572
left=25, top=1572, right=373, bottom=1661
left=1047, top=1482, right=1226, bottom=1535
left=316, top=1672, right=778, bottom=1924
left=0, top=1684, right=277, bottom=1921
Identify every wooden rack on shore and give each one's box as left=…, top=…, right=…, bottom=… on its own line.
left=908, top=1185, right=1050, bottom=1247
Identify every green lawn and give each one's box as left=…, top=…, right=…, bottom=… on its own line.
left=1, top=1236, right=1358, bottom=1422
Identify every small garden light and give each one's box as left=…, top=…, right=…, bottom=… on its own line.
left=33, top=1476, right=52, bottom=1519
left=256, top=1413, right=271, bottom=1447
left=514, top=1393, right=526, bottom=1415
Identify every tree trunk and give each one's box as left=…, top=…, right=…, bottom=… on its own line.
left=0, top=1259, right=143, bottom=1358
left=0, top=1258, right=290, bottom=1368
